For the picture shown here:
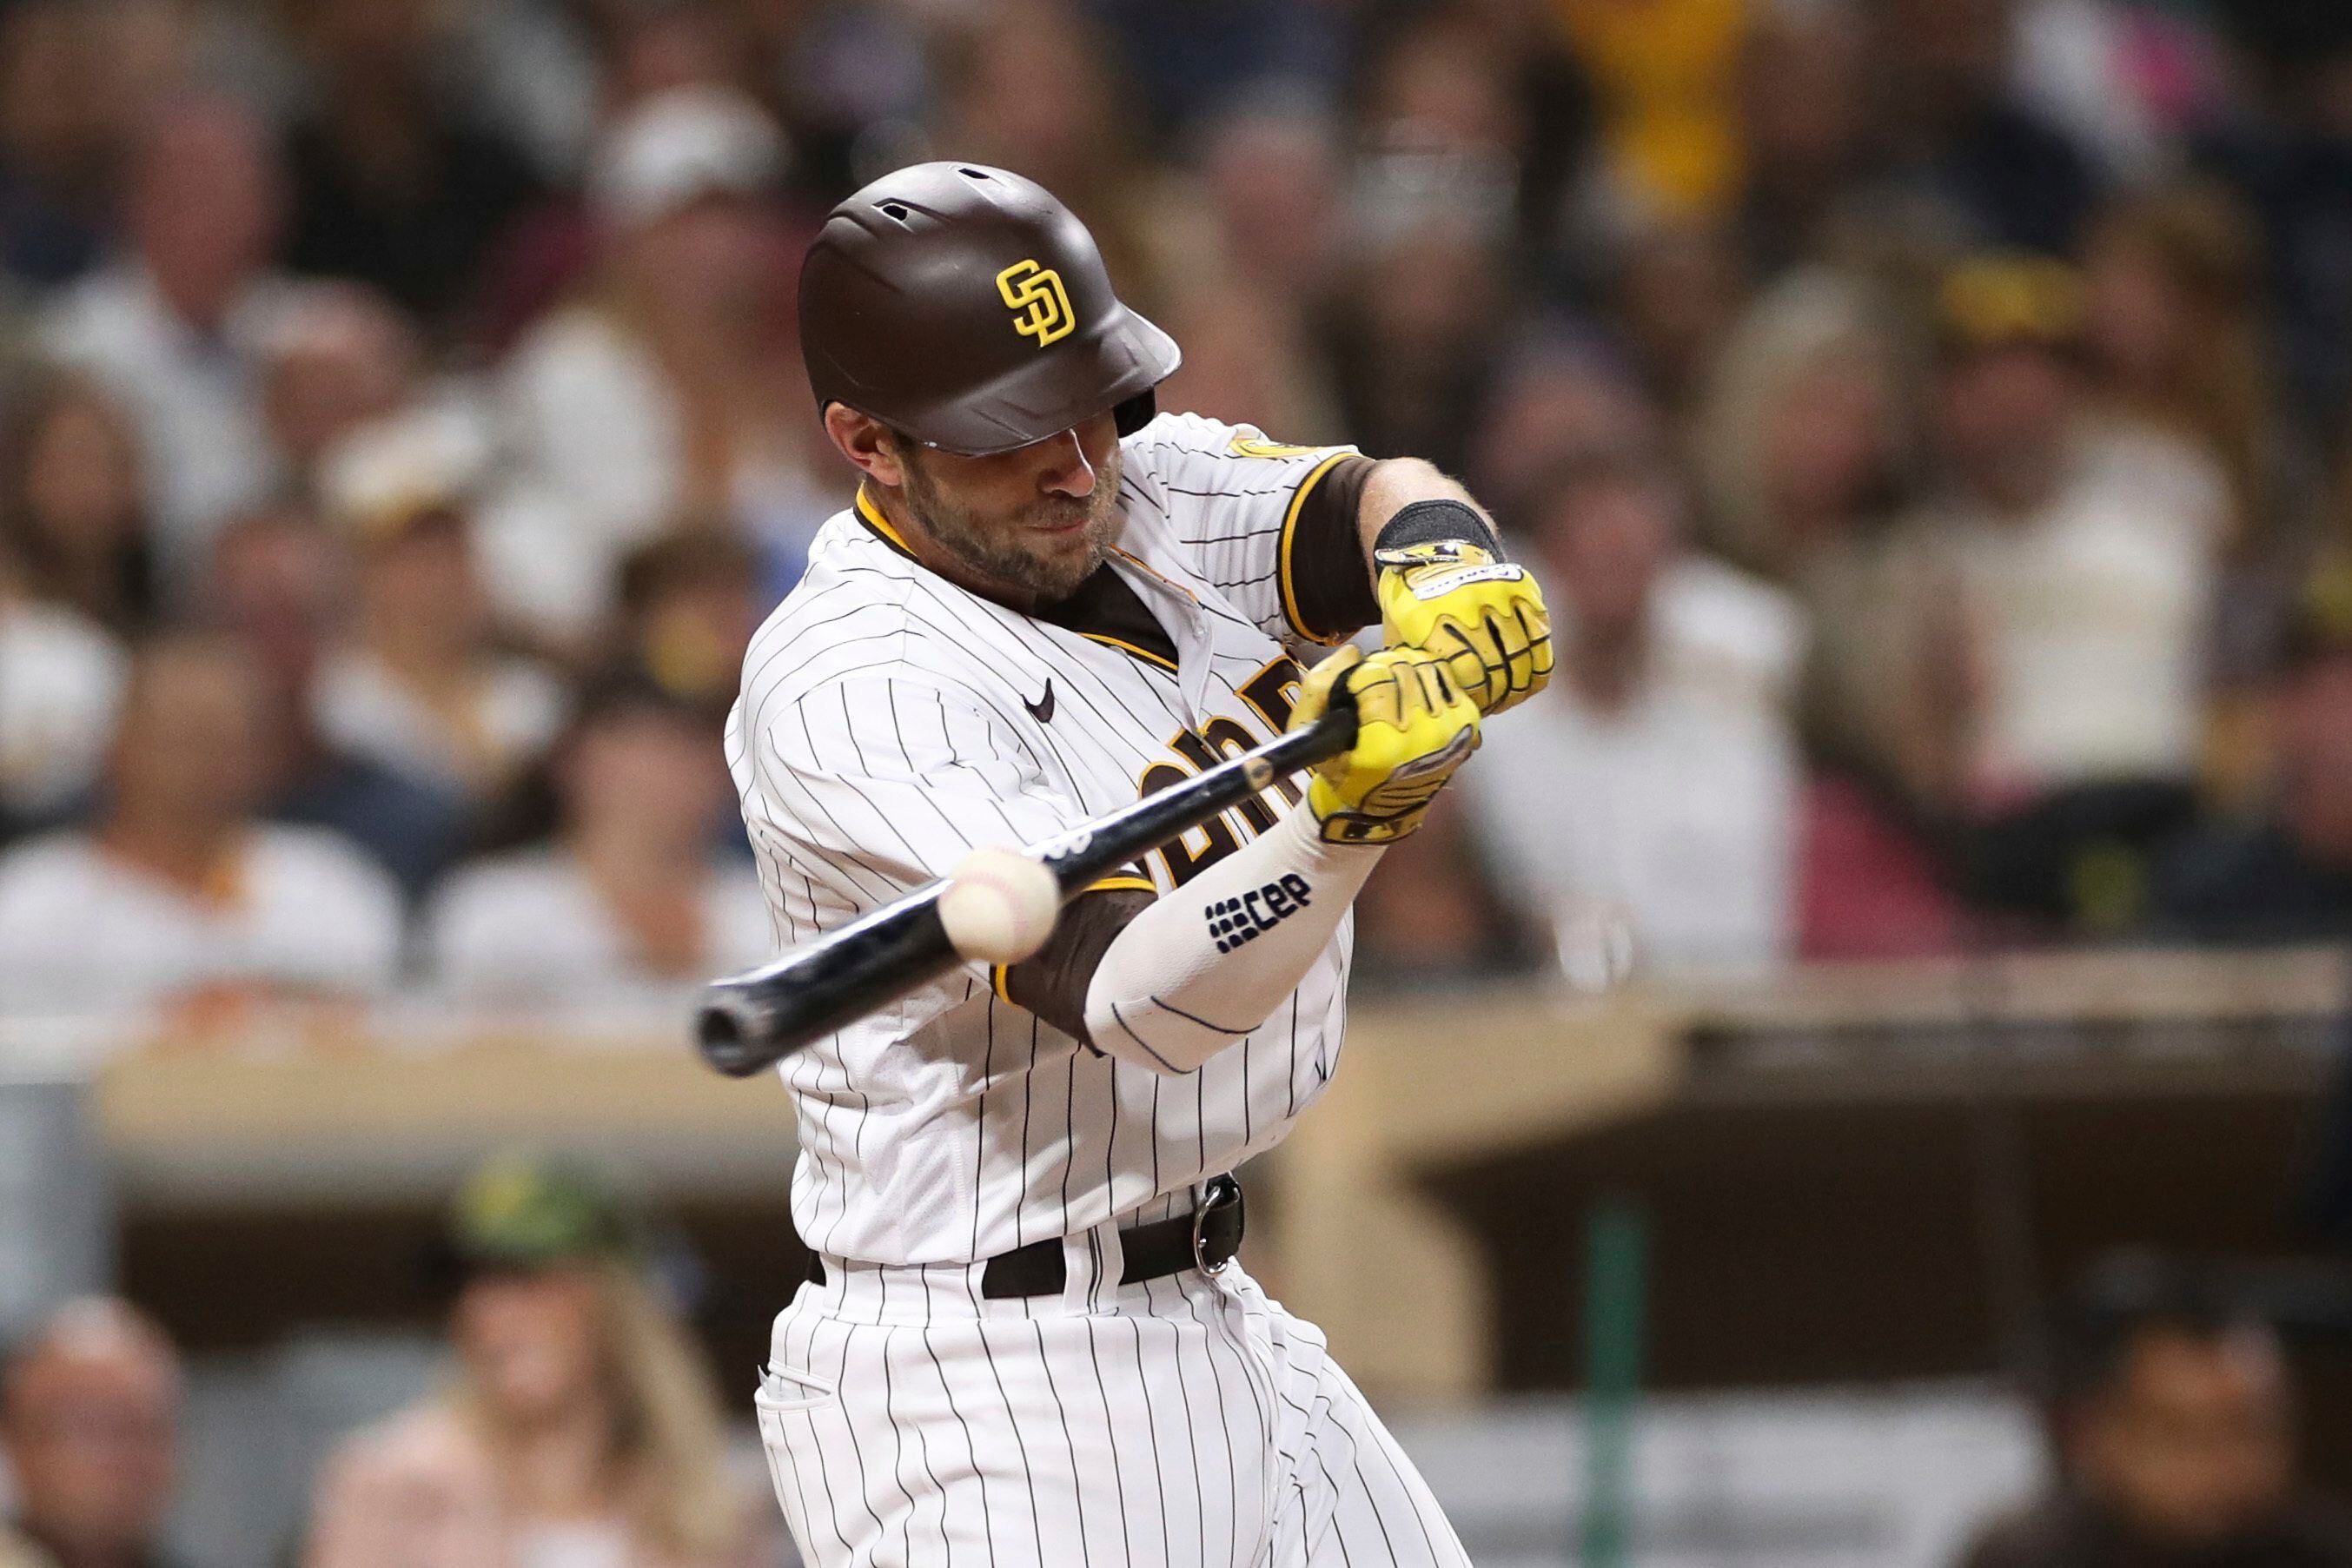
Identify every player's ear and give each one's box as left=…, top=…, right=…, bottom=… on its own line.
left=823, top=405, right=908, bottom=487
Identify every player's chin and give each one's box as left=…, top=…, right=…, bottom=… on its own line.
left=1021, top=550, right=1101, bottom=599
left=1024, top=520, right=1106, bottom=573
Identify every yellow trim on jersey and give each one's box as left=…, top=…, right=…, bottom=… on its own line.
left=989, top=875, right=1149, bottom=1005
left=1110, top=546, right=1201, bottom=606
left=1082, top=632, right=1180, bottom=672
left=1276, top=451, right=1355, bottom=647
left=853, top=485, right=917, bottom=557
left=1229, top=429, right=1323, bottom=459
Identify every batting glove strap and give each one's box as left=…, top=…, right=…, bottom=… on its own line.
left=1375, top=542, right=1554, bottom=718
left=1292, top=644, right=1481, bottom=845
left=1374, top=498, right=1505, bottom=559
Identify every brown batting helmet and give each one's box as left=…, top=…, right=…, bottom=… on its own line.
left=798, top=162, right=1181, bottom=456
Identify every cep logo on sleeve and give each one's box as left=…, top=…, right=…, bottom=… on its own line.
left=1206, top=874, right=1313, bottom=953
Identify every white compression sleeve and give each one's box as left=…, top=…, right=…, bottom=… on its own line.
left=1083, top=804, right=1381, bottom=1074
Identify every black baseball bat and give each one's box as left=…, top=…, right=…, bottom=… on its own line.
left=695, top=691, right=1357, bottom=1077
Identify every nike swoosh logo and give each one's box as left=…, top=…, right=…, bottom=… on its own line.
left=1024, top=681, right=1056, bottom=724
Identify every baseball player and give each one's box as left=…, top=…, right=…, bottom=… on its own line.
left=727, top=162, right=1551, bottom=1566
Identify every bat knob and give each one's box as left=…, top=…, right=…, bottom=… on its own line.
left=696, top=987, right=780, bottom=1077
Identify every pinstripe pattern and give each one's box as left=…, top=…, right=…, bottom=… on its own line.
left=732, top=413, right=1468, bottom=1563
left=725, top=414, right=1364, bottom=1267
left=757, top=1240, right=1470, bottom=1568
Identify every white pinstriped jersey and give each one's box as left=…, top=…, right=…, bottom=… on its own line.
left=725, top=413, right=1363, bottom=1266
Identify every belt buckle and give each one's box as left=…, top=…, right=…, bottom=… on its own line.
left=1191, top=1174, right=1241, bottom=1276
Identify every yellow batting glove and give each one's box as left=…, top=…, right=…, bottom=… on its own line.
left=1376, top=537, right=1554, bottom=718
left=1290, top=644, right=1481, bottom=845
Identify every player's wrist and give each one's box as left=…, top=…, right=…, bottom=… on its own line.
left=1373, top=499, right=1504, bottom=562
left=1296, top=782, right=1401, bottom=850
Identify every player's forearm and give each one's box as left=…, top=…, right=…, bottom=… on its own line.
left=1079, top=805, right=1380, bottom=1074
left=1355, top=459, right=1497, bottom=567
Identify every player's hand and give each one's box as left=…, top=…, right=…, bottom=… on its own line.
left=1290, top=644, right=1480, bottom=845
left=1376, top=539, right=1553, bottom=717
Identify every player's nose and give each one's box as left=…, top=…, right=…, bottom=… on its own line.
left=1037, top=429, right=1096, bottom=499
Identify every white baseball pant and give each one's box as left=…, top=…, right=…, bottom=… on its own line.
left=753, top=1219, right=1472, bottom=1567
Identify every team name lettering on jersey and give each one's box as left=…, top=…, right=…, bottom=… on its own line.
left=1135, top=654, right=1305, bottom=887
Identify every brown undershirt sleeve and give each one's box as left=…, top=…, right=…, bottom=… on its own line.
left=1278, top=453, right=1381, bottom=645
left=996, top=884, right=1159, bottom=1046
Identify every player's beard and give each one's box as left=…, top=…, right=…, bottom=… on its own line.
left=898, top=442, right=1125, bottom=605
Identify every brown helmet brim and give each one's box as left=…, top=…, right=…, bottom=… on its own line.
left=854, top=303, right=1181, bottom=457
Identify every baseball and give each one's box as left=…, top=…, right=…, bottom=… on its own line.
left=937, top=848, right=1060, bottom=965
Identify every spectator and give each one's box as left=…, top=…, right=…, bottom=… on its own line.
left=1606, top=214, right=1750, bottom=419
left=36, top=94, right=296, bottom=576
left=422, top=679, right=768, bottom=1003
left=1730, top=0, right=1874, bottom=278
left=1695, top=271, right=1925, bottom=777
left=0, top=1299, right=186, bottom=1568
left=1696, top=268, right=1917, bottom=578
left=0, top=373, right=157, bottom=638
left=929, top=0, right=1166, bottom=314
left=2151, top=562, right=2352, bottom=944
left=1866, top=0, right=2101, bottom=255
left=311, top=414, right=567, bottom=801
left=1888, top=255, right=2224, bottom=886
left=483, top=85, right=821, bottom=646
left=276, top=0, right=545, bottom=329
left=2079, top=183, right=2271, bottom=559
left=1190, top=96, right=1344, bottom=323
left=1461, top=447, right=1807, bottom=972
left=0, top=374, right=146, bottom=827
left=613, top=533, right=767, bottom=714
left=0, top=631, right=401, bottom=1019
left=1696, top=269, right=1971, bottom=956
left=258, top=283, right=431, bottom=507
left=1465, top=330, right=1662, bottom=510
left=462, top=2, right=758, bottom=360
left=1550, top=0, right=1748, bottom=220
left=203, top=507, right=470, bottom=901
left=2194, top=11, right=2352, bottom=435
left=1168, top=92, right=1348, bottom=441
left=1326, top=170, right=1514, bottom=478
left=1093, top=0, right=1341, bottom=142
left=1150, top=235, right=1343, bottom=445
left=0, top=3, right=119, bottom=292
left=305, top=1153, right=758, bottom=1568
left=0, top=555, right=121, bottom=832
left=2078, top=182, right=2290, bottom=807
left=1958, top=1269, right=2352, bottom=1568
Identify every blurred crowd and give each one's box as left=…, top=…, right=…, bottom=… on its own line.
left=9, top=1180, right=2352, bottom=1568
left=0, top=1154, right=780, bottom=1568
left=4, top=0, right=2352, bottom=1026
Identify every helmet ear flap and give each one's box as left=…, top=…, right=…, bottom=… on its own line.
left=1112, top=389, right=1157, bottom=439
